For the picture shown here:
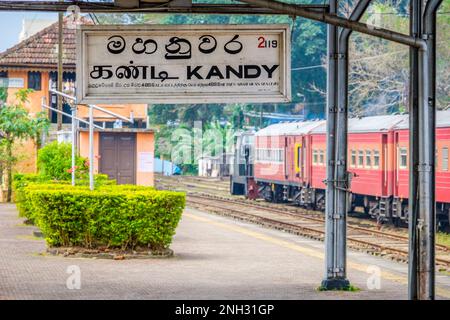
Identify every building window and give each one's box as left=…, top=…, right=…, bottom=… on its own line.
left=365, top=150, right=372, bottom=168
left=358, top=150, right=364, bottom=168
left=399, top=147, right=408, bottom=169
left=373, top=150, right=380, bottom=168
left=28, top=71, right=41, bottom=91
left=351, top=150, right=356, bottom=168
left=442, top=147, right=449, bottom=172
left=319, top=150, right=325, bottom=166
left=313, top=150, right=318, bottom=165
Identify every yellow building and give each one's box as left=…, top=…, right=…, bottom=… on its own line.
left=0, top=17, right=155, bottom=198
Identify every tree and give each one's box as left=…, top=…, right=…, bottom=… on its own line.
left=0, top=89, right=49, bottom=201
left=311, top=1, right=449, bottom=116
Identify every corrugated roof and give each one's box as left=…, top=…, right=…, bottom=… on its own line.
left=395, top=109, right=450, bottom=129
left=311, top=114, right=409, bottom=134
left=261, top=112, right=450, bottom=136
left=255, top=120, right=324, bottom=136
left=348, top=114, right=408, bottom=133
left=288, top=120, right=325, bottom=135
left=0, top=16, right=92, bottom=70
left=255, top=121, right=303, bottom=136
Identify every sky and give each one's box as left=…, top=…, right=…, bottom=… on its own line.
left=0, top=12, right=57, bottom=52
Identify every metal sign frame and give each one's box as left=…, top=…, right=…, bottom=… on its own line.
left=76, top=24, right=291, bottom=104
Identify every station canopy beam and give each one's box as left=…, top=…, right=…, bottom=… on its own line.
left=0, top=1, right=425, bottom=47
left=0, top=1, right=328, bottom=14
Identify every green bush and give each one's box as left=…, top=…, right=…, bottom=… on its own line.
left=13, top=174, right=183, bottom=249
left=13, top=173, right=118, bottom=220
left=37, top=141, right=89, bottom=181
left=13, top=174, right=49, bottom=218
left=28, top=187, right=185, bottom=249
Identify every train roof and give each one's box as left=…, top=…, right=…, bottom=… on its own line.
left=255, top=111, right=450, bottom=137
left=394, top=109, right=450, bottom=129
left=255, top=120, right=324, bottom=136
left=311, top=114, right=409, bottom=134
left=349, top=114, right=408, bottom=133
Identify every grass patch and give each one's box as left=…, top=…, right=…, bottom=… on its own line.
left=14, top=223, right=33, bottom=228
left=16, top=235, right=44, bottom=241
left=438, top=268, right=450, bottom=276
left=436, top=232, right=450, bottom=247
left=317, top=285, right=360, bottom=292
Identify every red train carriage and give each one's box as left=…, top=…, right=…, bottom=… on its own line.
left=308, top=115, right=408, bottom=215
left=346, top=115, right=408, bottom=221
left=254, top=120, right=324, bottom=203
left=248, top=112, right=450, bottom=227
left=392, top=110, right=450, bottom=226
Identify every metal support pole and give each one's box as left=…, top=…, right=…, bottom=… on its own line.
left=89, top=104, right=134, bottom=124
left=239, top=0, right=426, bottom=49
left=321, top=0, right=342, bottom=290
left=57, top=9, right=63, bottom=130
left=421, top=0, right=441, bottom=300
left=71, top=105, right=77, bottom=186
left=0, top=1, right=330, bottom=15
left=41, top=103, right=104, bottom=130
left=41, top=97, right=47, bottom=146
left=89, top=105, right=94, bottom=191
left=408, top=0, right=422, bottom=300
left=321, top=0, right=371, bottom=290
left=410, top=0, right=442, bottom=300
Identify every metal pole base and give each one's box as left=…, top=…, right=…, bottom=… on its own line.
left=320, top=278, right=351, bottom=290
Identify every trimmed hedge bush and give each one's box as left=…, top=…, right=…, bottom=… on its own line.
left=29, top=188, right=185, bottom=249
left=13, top=173, right=117, bottom=220
left=13, top=174, right=183, bottom=250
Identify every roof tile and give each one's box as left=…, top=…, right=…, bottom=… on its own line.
left=0, top=16, right=92, bottom=69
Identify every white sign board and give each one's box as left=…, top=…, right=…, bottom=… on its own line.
left=76, top=24, right=291, bottom=104
left=138, top=152, right=154, bottom=172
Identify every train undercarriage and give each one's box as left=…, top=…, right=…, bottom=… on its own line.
left=255, top=181, right=450, bottom=231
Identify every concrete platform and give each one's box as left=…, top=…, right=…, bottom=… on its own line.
left=0, top=203, right=449, bottom=300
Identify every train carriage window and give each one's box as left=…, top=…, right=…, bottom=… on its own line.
left=365, top=150, right=372, bottom=168
left=319, top=150, right=325, bottom=166
left=351, top=150, right=356, bottom=168
left=399, top=147, right=408, bottom=169
left=442, top=147, right=449, bottom=171
left=313, top=150, right=318, bottom=165
left=358, top=150, right=364, bottom=168
left=373, top=150, right=380, bottom=168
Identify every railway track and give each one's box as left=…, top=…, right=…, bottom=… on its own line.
left=156, top=175, right=450, bottom=269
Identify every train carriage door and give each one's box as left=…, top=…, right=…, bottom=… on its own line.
left=302, top=136, right=306, bottom=181
left=295, top=140, right=302, bottom=180
left=392, top=132, right=399, bottom=196
left=284, top=136, right=288, bottom=178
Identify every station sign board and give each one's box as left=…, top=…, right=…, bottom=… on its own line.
left=76, top=24, right=291, bottom=104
